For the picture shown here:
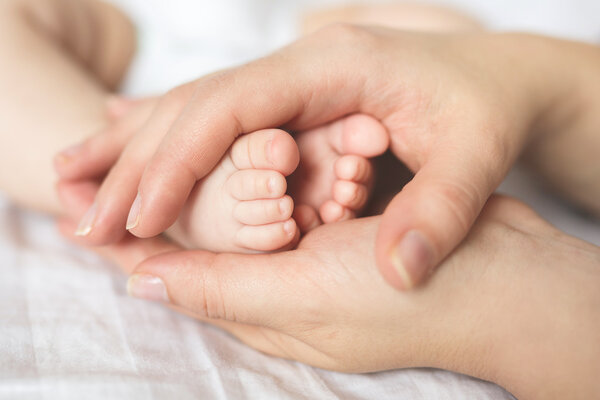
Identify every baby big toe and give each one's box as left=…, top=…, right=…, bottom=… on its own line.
left=234, top=196, right=294, bottom=225
left=340, top=114, right=389, bottom=157
left=333, top=180, right=368, bottom=210
left=235, top=219, right=298, bottom=252
left=230, top=129, right=299, bottom=176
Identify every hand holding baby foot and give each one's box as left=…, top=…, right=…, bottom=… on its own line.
left=55, top=95, right=386, bottom=251
left=59, top=102, right=302, bottom=252
left=55, top=28, right=585, bottom=289
left=57, top=191, right=600, bottom=400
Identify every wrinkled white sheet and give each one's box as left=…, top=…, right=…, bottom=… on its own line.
left=1, top=0, right=599, bottom=399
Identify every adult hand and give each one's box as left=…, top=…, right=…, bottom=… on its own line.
left=56, top=27, right=576, bottom=289
left=56, top=186, right=600, bottom=400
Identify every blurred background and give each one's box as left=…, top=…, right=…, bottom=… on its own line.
left=110, top=0, right=600, bottom=96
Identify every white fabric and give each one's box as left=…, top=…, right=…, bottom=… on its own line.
left=2, top=1, right=599, bottom=399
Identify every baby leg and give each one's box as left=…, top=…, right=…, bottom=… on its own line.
left=0, top=0, right=134, bottom=213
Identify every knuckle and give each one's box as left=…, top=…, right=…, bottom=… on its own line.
left=314, top=22, right=371, bottom=44
left=160, top=83, right=194, bottom=110
left=190, top=253, right=231, bottom=320
left=194, top=70, right=236, bottom=101
left=303, top=22, right=378, bottom=61
left=430, top=179, right=482, bottom=234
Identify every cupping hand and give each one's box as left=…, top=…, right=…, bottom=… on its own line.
left=57, top=181, right=600, bottom=400
left=55, top=174, right=511, bottom=374
left=55, top=27, right=566, bottom=289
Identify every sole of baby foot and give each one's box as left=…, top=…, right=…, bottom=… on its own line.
left=289, top=113, right=389, bottom=227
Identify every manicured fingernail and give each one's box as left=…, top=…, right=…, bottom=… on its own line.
left=126, top=194, right=142, bottom=230
left=390, top=230, right=434, bottom=289
left=75, top=202, right=97, bottom=236
left=127, top=274, right=169, bottom=302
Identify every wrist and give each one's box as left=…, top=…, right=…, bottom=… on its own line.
left=499, top=33, right=600, bottom=141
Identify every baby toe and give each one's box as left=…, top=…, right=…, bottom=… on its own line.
left=334, top=155, right=373, bottom=184
left=319, top=200, right=355, bottom=224
left=230, top=129, right=299, bottom=176
left=293, top=204, right=321, bottom=233
left=234, top=196, right=294, bottom=225
left=340, top=114, right=389, bottom=157
left=235, top=219, right=298, bottom=252
left=333, top=180, right=368, bottom=210
left=227, top=169, right=287, bottom=201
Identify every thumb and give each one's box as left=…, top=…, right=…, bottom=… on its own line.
left=376, top=151, right=503, bottom=290
left=127, top=249, right=303, bottom=327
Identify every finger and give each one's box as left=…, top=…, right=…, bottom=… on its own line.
left=127, top=36, right=367, bottom=239
left=127, top=248, right=307, bottom=327
left=106, top=96, right=134, bottom=120
left=375, top=151, right=503, bottom=290
left=105, top=96, right=155, bottom=120
left=55, top=177, right=179, bottom=274
left=56, top=180, right=100, bottom=218
left=54, top=98, right=156, bottom=181
left=57, top=187, right=313, bottom=363
left=73, top=84, right=195, bottom=244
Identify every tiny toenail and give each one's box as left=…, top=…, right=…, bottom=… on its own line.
left=283, top=220, right=295, bottom=236
left=279, top=198, right=288, bottom=215
left=75, top=202, right=97, bottom=236
left=268, top=177, right=277, bottom=194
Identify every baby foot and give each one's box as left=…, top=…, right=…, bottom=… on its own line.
left=167, top=129, right=300, bottom=253
left=289, top=114, right=389, bottom=232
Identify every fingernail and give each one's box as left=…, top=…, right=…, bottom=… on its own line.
left=126, top=194, right=142, bottom=230
left=127, top=274, right=169, bottom=302
left=55, top=143, right=83, bottom=164
left=390, top=230, right=434, bottom=289
left=75, top=203, right=98, bottom=236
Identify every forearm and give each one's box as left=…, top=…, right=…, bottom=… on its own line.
left=520, top=36, right=600, bottom=214
left=0, top=0, right=134, bottom=214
